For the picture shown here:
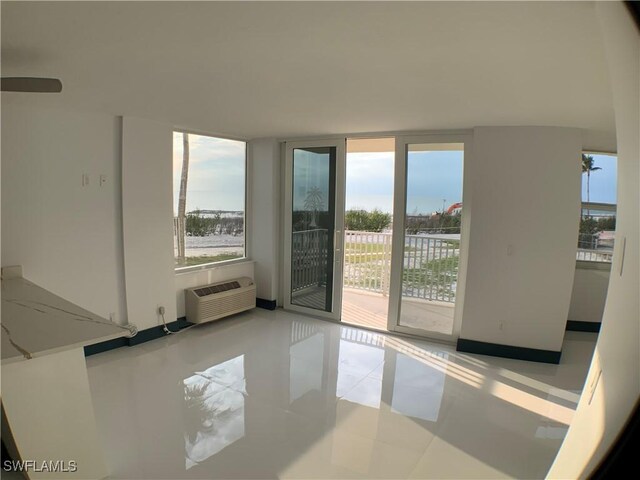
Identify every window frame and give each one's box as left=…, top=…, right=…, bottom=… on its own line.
left=172, top=128, right=250, bottom=273
left=577, top=150, right=617, bottom=265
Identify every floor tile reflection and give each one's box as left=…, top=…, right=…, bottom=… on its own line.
left=86, top=309, right=596, bottom=479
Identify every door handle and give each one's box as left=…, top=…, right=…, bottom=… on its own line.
left=334, top=230, right=341, bottom=251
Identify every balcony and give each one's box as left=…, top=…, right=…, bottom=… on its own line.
left=291, top=229, right=460, bottom=333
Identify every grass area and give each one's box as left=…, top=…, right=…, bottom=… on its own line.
left=344, top=241, right=388, bottom=253
left=176, top=253, right=242, bottom=267
left=345, top=252, right=388, bottom=264
left=344, top=242, right=418, bottom=264
left=344, top=241, right=390, bottom=265
left=441, top=240, right=460, bottom=247
left=402, top=255, right=459, bottom=300
left=343, top=263, right=386, bottom=290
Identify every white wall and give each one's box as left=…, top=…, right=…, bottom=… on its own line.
left=460, top=126, right=582, bottom=352
left=248, top=138, right=280, bottom=302
left=549, top=3, right=639, bottom=477
left=568, top=264, right=610, bottom=324
left=121, top=117, right=177, bottom=330
left=1, top=105, right=257, bottom=331
left=1, top=104, right=127, bottom=324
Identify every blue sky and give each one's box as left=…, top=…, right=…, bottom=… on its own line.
left=345, top=152, right=394, bottom=212
left=346, top=151, right=617, bottom=212
left=173, top=132, right=245, bottom=214
left=582, top=154, right=617, bottom=204
left=346, top=150, right=463, bottom=215
left=294, top=149, right=464, bottom=215
left=406, top=151, right=463, bottom=215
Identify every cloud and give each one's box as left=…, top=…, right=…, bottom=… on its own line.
left=172, top=132, right=246, bottom=213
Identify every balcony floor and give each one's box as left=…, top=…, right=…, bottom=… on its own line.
left=342, top=288, right=454, bottom=335
left=291, top=287, right=456, bottom=335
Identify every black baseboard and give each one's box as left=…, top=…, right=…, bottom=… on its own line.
left=566, top=320, right=601, bottom=333
left=83, top=337, right=129, bottom=356
left=456, top=338, right=562, bottom=364
left=84, top=317, right=194, bottom=356
left=256, top=298, right=277, bottom=310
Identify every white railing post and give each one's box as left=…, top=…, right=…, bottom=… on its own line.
left=381, top=232, right=391, bottom=296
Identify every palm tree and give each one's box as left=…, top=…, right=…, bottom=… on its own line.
left=582, top=154, right=601, bottom=217
left=304, top=187, right=324, bottom=228
left=177, top=133, right=190, bottom=263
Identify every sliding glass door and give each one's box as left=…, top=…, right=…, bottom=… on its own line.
left=284, top=140, right=346, bottom=320
left=283, top=134, right=468, bottom=344
left=387, top=135, right=470, bottom=342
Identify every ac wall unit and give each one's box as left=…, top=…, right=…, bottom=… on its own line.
left=185, top=277, right=256, bottom=324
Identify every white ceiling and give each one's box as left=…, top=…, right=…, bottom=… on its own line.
left=1, top=1, right=615, bottom=148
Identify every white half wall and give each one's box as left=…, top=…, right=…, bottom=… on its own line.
left=121, top=117, right=177, bottom=330
left=549, top=3, right=639, bottom=477
left=460, top=126, right=582, bottom=352
left=1, top=104, right=127, bottom=324
left=568, top=263, right=610, bottom=324
left=248, top=138, right=280, bottom=302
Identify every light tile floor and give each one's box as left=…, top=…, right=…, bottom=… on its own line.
left=86, top=309, right=597, bottom=479
left=342, top=288, right=455, bottom=334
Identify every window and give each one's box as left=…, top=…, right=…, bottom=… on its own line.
left=578, top=152, right=617, bottom=263
left=173, top=131, right=246, bottom=269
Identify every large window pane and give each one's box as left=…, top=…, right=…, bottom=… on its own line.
left=290, top=147, right=336, bottom=311
left=173, top=132, right=246, bottom=269
left=399, top=143, right=464, bottom=336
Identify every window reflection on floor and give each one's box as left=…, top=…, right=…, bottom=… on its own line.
left=290, top=332, right=325, bottom=403
left=182, top=355, right=246, bottom=469
left=391, top=353, right=445, bottom=421
left=337, top=330, right=384, bottom=408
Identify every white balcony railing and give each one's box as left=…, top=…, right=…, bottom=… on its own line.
left=291, top=229, right=460, bottom=304
left=291, top=229, right=329, bottom=292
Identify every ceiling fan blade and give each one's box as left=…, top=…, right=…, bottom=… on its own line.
left=1, top=77, right=62, bottom=93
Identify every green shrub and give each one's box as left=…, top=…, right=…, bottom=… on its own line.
left=597, top=215, right=616, bottom=231
left=345, top=209, right=391, bottom=232
left=405, top=212, right=461, bottom=234
left=579, top=216, right=598, bottom=235
left=186, top=211, right=220, bottom=236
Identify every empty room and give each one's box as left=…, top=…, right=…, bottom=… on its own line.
left=1, top=2, right=638, bottom=479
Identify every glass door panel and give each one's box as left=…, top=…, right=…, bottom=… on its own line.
left=389, top=138, right=467, bottom=341
left=284, top=140, right=345, bottom=319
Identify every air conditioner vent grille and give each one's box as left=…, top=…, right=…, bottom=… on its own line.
left=185, top=277, right=256, bottom=324
left=194, top=281, right=241, bottom=297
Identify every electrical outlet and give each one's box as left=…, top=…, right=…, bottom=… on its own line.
left=99, top=174, right=107, bottom=187
left=82, top=173, right=90, bottom=187
left=109, top=312, right=116, bottom=323
left=158, top=306, right=165, bottom=315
